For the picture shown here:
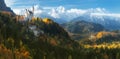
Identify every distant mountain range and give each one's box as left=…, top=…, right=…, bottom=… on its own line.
left=41, top=7, right=120, bottom=30
left=72, top=16, right=120, bottom=30
left=62, top=20, right=105, bottom=34
left=57, top=14, right=120, bottom=30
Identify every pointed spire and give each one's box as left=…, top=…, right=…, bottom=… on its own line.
left=32, top=6, right=34, bottom=17
left=32, top=6, right=34, bottom=13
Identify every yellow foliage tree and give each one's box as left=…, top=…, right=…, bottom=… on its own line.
left=96, top=32, right=104, bottom=39
left=43, top=18, right=53, bottom=24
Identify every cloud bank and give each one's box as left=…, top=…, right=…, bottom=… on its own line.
left=13, top=5, right=120, bottom=22
left=5, top=0, right=16, bottom=7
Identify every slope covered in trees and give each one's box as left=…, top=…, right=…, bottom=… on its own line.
left=0, top=12, right=79, bottom=59
left=1, top=12, right=120, bottom=59
left=62, top=20, right=105, bottom=34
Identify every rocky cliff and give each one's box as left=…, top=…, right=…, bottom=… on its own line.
left=0, top=0, right=15, bottom=15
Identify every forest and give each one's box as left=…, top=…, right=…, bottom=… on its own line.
left=0, top=12, right=120, bottom=59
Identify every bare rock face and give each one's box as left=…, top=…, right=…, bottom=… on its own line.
left=0, top=0, right=15, bottom=15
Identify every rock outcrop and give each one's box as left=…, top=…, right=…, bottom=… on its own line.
left=0, top=0, right=15, bottom=15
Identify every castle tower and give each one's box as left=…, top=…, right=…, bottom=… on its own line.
left=32, top=6, right=34, bottom=17
left=24, top=6, right=34, bottom=21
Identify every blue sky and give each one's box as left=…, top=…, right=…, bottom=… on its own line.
left=5, top=0, right=120, bottom=13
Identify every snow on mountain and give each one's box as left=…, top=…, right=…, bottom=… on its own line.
left=73, top=13, right=120, bottom=30
left=14, top=5, right=120, bottom=30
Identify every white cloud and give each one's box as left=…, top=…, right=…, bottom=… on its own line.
left=91, top=13, right=120, bottom=18
left=12, top=5, right=120, bottom=22
left=49, top=9, right=60, bottom=18
left=5, top=0, right=16, bottom=7
left=13, top=9, right=21, bottom=14
left=46, top=7, right=109, bottom=21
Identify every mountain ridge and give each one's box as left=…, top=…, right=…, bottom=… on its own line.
left=0, top=0, right=15, bottom=15
left=62, top=20, right=105, bottom=34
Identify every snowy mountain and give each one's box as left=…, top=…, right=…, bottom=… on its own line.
left=12, top=5, right=120, bottom=30
left=31, top=6, right=120, bottom=30
left=72, top=14, right=120, bottom=30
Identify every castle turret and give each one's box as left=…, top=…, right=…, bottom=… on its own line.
left=24, top=6, right=34, bottom=21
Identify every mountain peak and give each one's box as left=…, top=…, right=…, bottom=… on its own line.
left=0, top=0, right=15, bottom=15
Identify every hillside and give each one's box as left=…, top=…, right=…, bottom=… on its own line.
left=0, top=12, right=80, bottom=59
left=61, top=20, right=105, bottom=40
left=1, top=10, right=120, bottom=59
left=1, top=0, right=120, bottom=59
left=62, top=20, right=105, bottom=34
left=73, top=16, right=120, bottom=30
left=95, top=31, right=120, bottom=44
left=61, top=20, right=120, bottom=45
